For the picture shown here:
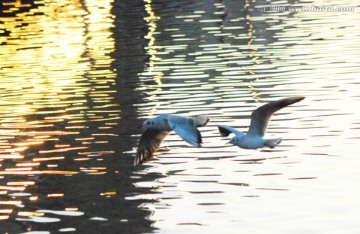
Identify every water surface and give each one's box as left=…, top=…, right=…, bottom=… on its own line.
left=0, top=0, right=359, bottom=233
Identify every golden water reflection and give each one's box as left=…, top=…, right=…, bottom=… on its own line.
left=0, top=0, right=118, bottom=225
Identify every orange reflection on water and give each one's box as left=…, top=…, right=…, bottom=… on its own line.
left=33, top=157, right=65, bottom=162
left=7, top=181, right=35, bottom=186
left=0, top=154, right=23, bottom=160
left=47, top=194, right=64, bottom=198
left=0, top=0, right=117, bottom=224
left=66, top=207, right=79, bottom=211
left=0, top=0, right=117, bottom=161
left=100, top=192, right=117, bottom=196
left=5, top=167, right=32, bottom=172
left=74, top=158, right=92, bottom=162
left=39, top=147, right=88, bottom=154
left=0, top=209, right=12, bottom=214
left=0, top=186, right=25, bottom=191
left=0, top=170, right=78, bottom=175
left=0, top=201, right=22, bottom=205
left=81, top=167, right=107, bottom=170
left=15, top=162, right=40, bottom=167
left=1, top=1, right=32, bottom=14
left=87, top=172, right=107, bottom=175
left=29, top=196, right=38, bottom=201
left=78, top=151, right=115, bottom=156
left=0, top=209, right=12, bottom=220
left=18, top=211, right=44, bottom=217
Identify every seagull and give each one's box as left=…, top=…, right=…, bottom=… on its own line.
left=134, top=114, right=210, bottom=166
left=218, top=96, right=305, bottom=149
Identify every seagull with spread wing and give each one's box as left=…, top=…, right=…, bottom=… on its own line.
left=134, top=114, right=209, bottom=166
left=218, top=96, right=304, bottom=149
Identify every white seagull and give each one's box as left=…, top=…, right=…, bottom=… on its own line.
left=218, top=96, right=305, bottom=149
left=134, top=114, right=209, bottom=166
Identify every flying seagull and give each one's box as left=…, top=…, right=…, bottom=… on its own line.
left=134, top=114, right=209, bottom=166
left=218, top=96, right=305, bottom=149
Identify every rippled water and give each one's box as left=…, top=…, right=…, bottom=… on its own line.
left=1, top=0, right=359, bottom=233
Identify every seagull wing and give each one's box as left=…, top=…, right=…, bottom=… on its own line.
left=247, top=96, right=305, bottom=137
left=134, top=128, right=170, bottom=166
left=218, top=125, right=244, bottom=137
left=169, top=117, right=202, bottom=147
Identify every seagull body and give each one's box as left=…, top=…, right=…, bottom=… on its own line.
left=134, top=114, right=209, bottom=166
left=219, top=96, right=304, bottom=149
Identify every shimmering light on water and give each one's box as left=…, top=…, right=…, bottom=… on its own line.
left=1, top=0, right=360, bottom=233
left=0, top=0, right=122, bottom=231
left=131, top=0, right=360, bottom=233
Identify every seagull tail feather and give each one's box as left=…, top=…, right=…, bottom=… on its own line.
left=192, top=115, right=210, bottom=127
left=265, top=138, right=282, bottom=148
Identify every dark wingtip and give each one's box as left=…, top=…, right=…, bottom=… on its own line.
left=134, top=158, right=140, bottom=166
left=133, top=151, right=144, bottom=166
left=195, top=128, right=203, bottom=147
left=289, top=96, right=305, bottom=104
left=276, top=96, right=305, bottom=109
left=218, top=125, right=231, bottom=137
left=134, top=149, right=152, bottom=166
left=296, top=96, right=305, bottom=101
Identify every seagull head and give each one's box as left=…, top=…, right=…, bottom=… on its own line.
left=228, top=135, right=243, bottom=146
left=143, top=119, right=156, bottom=128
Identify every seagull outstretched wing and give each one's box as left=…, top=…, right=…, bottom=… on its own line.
left=247, top=96, right=305, bottom=137
left=134, top=129, right=170, bottom=166
left=173, top=122, right=202, bottom=147
left=218, top=125, right=245, bottom=137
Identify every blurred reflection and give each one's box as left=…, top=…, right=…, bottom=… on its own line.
left=0, top=0, right=40, bottom=17
left=0, top=0, right=157, bottom=232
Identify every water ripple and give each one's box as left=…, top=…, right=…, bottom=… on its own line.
left=1, top=0, right=360, bottom=233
